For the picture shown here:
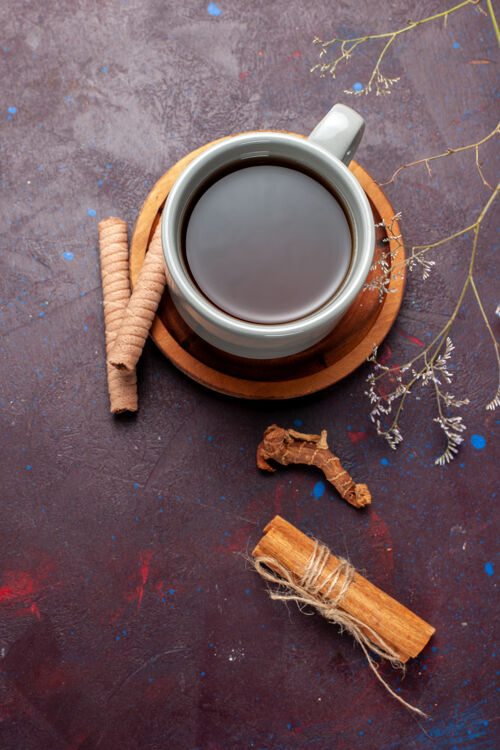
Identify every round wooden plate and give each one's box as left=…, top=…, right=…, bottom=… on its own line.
left=130, top=133, right=405, bottom=399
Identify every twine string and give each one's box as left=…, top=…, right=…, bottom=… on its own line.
left=254, top=541, right=428, bottom=718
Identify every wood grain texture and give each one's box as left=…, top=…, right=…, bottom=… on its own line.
left=129, top=133, right=406, bottom=399
left=253, top=516, right=435, bottom=663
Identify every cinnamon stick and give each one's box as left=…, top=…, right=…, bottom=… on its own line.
left=257, top=425, right=371, bottom=508
left=252, top=516, right=435, bottom=663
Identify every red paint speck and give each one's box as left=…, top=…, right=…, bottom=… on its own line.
left=0, top=571, right=36, bottom=602
left=239, top=72, right=249, bottom=79
left=378, top=343, right=392, bottom=365
left=367, top=509, right=394, bottom=578
left=226, top=526, right=252, bottom=553
left=348, top=431, right=367, bottom=444
left=294, top=51, right=301, bottom=57
left=109, top=605, right=125, bottom=624
left=136, top=550, right=153, bottom=611
left=407, top=335, right=423, bottom=346
left=397, top=328, right=424, bottom=346
left=0, top=565, right=56, bottom=619
left=139, top=550, right=153, bottom=586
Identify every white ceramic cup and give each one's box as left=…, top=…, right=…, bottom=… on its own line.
left=161, top=103, right=374, bottom=359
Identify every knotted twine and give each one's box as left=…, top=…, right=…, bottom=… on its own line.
left=254, top=540, right=427, bottom=718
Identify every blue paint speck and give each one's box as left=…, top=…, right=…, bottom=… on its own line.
left=381, top=457, right=389, bottom=466
left=485, top=562, right=494, bottom=576
left=26, top=464, right=31, bottom=470
left=293, top=419, right=302, bottom=427
left=8, top=106, right=17, bottom=114
left=207, top=2, right=222, bottom=16
left=313, top=481, right=325, bottom=499
left=471, top=434, right=486, bottom=450
left=453, top=42, right=461, bottom=48
left=88, top=208, right=96, bottom=216
left=102, top=66, right=108, bottom=72
left=62, top=251, right=74, bottom=261
left=352, top=82, right=363, bottom=92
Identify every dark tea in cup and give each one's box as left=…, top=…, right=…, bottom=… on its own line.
left=183, top=161, right=353, bottom=324
left=162, top=105, right=373, bottom=359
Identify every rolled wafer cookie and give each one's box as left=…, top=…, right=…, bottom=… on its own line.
left=108, top=221, right=167, bottom=372
left=98, top=217, right=138, bottom=413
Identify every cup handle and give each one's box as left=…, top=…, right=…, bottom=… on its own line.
left=307, top=103, right=365, bottom=165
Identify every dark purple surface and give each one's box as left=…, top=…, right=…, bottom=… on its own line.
left=1, top=1, right=499, bottom=748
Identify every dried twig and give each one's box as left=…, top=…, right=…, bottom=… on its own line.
left=312, top=0, right=499, bottom=462
left=366, top=184, right=500, bottom=464
left=485, top=0, right=500, bottom=44
left=311, top=0, right=484, bottom=95
left=379, top=123, right=499, bottom=188
left=257, top=425, right=371, bottom=508
left=365, top=213, right=406, bottom=301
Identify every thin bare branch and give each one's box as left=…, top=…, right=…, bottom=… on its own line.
left=366, top=183, right=499, bottom=463
left=379, top=123, right=499, bottom=186
left=312, top=0, right=482, bottom=95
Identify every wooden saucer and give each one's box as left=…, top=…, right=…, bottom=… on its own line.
left=130, top=133, right=405, bottom=399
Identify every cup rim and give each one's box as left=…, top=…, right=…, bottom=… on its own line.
left=161, top=132, right=374, bottom=339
